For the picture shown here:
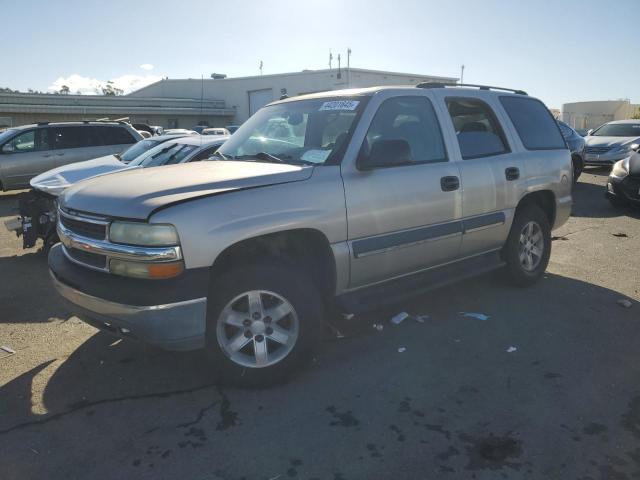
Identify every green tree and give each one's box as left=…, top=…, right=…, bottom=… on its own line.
left=101, top=81, right=123, bottom=96
left=59, top=85, right=70, bottom=95
left=632, top=108, right=640, bottom=120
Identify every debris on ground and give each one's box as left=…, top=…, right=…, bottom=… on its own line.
left=414, top=315, right=429, bottom=323
left=391, top=312, right=410, bottom=325
left=612, top=233, right=628, bottom=238
left=551, top=235, right=569, bottom=241
left=342, top=313, right=355, bottom=320
left=0, top=345, right=16, bottom=358
left=506, top=346, right=518, bottom=353
left=325, top=322, right=346, bottom=339
left=398, top=347, right=406, bottom=353
left=460, top=312, right=490, bottom=321
left=617, top=299, right=633, bottom=308
left=373, top=323, right=384, bottom=331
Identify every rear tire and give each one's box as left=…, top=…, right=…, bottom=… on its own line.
left=607, top=194, right=627, bottom=208
left=205, top=262, right=323, bottom=387
left=503, top=204, right=551, bottom=287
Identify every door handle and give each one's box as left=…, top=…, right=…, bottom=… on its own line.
left=440, top=176, right=460, bottom=192
left=505, top=167, right=520, bottom=181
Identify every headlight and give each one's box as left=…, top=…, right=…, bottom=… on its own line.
left=631, top=143, right=639, bottom=152
left=110, top=259, right=184, bottom=279
left=611, top=158, right=629, bottom=177
left=109, top=222, right=179, bottom=246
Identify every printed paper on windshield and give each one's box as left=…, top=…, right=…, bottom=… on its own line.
left=319, top=100, right=360, bottom=111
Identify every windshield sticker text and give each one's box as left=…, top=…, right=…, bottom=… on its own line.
left=301, top=149, right=331, bottom=163
left=319, top=100, right=360, bottom=111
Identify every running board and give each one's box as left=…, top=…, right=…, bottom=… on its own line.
left=336, top=250, right=505, bottom=314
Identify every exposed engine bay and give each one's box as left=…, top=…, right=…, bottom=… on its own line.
left=4, top=189, right=58, bottom=250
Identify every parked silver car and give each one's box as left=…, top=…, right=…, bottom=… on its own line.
left=0, top=121, right=142, bottom=190
left=49, top=84, right=572, bottom=385
left=583, top=120, right=640, bottom=166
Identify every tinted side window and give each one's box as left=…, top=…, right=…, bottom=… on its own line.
left=446, top=98, right=509, bottom=159
left=500, top=97, right=566, bottom=150
left=50, top=127, right=90, bottom=149
left=362, top=96, right=447, bottom=166
left=102, top=126, right=136, bottom=145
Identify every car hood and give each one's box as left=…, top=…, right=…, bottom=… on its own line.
left=60, top=161, right=314, bottom=219
left=30, top=155, right=130, bottom=196
left=585, top=136, right=640, bottom=148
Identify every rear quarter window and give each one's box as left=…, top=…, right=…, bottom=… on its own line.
left=500, top=96, right=566, bottom=150
left=102, top=126, right=137, bottom=145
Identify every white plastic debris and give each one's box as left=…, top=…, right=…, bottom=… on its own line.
left=414, top=315, right=429, bottom=323
left=506, top=346, right=517, bottom=353
left=398, top=347, right=406, bottom=353
left=460, top=312, right=490, bottom=321
left=618, top=299, right=633, bottom=308
left=373, top=323, right=384, bottom=331
left=342, top=313, right=355, bottom=320
left=0, top=345, right=15, bottom=358
left=391, top=312, right=410, bottom=325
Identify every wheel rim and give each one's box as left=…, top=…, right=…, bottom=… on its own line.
left=518, top=221, right=544, bottom=272
left=216, top=290, right=299, bottom=368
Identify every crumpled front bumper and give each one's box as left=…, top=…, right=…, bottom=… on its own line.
left=49, top=244, right=209, bottom=351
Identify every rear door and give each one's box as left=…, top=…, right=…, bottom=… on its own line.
left=434, top=92, right=522, bottom=257
left=341, top=92, right=463, bottom=288
left=0, top=128, right=54, bottom=189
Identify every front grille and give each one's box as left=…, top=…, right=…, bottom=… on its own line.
left=585, top=146, right=612, bottom=155
left=60, top=214, right=106, bottom=240
left=66, top=247, right=107, bottom=269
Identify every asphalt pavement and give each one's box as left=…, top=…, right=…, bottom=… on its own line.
left=1, top=169, right=639, bottom=480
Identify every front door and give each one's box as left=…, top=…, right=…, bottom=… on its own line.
left=341, top=94, right=463, bottom=289
left=0, top=128, right=54, bottom=189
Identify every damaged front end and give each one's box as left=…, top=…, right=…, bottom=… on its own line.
left=4, top=189, right=58, bottom=249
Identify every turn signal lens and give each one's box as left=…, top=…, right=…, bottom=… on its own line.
left=109, top=259, right=184, bottom=279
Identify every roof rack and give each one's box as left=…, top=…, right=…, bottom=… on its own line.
left=37, top=121, right=49, bottom=126
left=416, top=82, right=527, bottom=96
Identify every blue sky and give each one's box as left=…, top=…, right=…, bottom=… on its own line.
left=3, top=0, right=638, bottom=108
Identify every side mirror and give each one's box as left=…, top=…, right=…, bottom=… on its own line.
left=357, top=139, right=411, bottom=170
left=587, top=129, right=594, bottom=136
left=1, top=143, right=15, bottom=154
left=631, top=143, right=640, bottom=152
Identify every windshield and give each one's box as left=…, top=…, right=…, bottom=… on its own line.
left=128, top=141, right=199, bottom=167
left=592, top=123, right=640, bottom=137
left=119, top=139, right=161, bottom=163
left=0, top=128, right=18, bottom=145
left=216, top=97, right=367, bottom=165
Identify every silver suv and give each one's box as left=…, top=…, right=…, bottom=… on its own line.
left=49, top=84, right=572, bottom=385
left=0, top=121, right=142, bottom=190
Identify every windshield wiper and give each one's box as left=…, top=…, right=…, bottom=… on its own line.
left=252, top=151, right=286, bottom=163
left=210, top=150, right=229, bottom=160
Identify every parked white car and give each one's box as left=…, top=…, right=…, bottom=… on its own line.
left=6, top=135, right=228, bottom=249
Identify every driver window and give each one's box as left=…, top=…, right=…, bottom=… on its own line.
left=8, top=129, right=49, bottom=153
left=361, top=96, right=447, bottom=166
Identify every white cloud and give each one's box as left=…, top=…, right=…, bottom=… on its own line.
left=139, top=63, right=154, bottom=71
left=48, top=73, right=162, bottom=95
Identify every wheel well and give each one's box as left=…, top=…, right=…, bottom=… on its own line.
left=571, top=153, right=583, bottom=166
left=211, top=229, right=337, bottom=299
left=516, top=190, right=556, bottom=226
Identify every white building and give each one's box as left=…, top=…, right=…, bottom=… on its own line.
left=128, top=68, right=458, bottom=126
left=0, top=68, right=457, bottom=130
left=561, top=100, right=640, bottom=130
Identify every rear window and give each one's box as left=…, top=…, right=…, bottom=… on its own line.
left=500, top=97, right=566, bottom=150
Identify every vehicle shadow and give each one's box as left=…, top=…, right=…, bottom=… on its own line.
left=1, top=271, right=637, bottom=437
left=0, top=252, right=69, bottom=324
left=571, top=178, right=640, bottom=219
left=582, top=166, right=611, bottom=177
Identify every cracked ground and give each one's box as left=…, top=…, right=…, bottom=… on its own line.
left=1, top=169, right=640, bottom=480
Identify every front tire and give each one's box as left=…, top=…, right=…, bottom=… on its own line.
left=205, top=262, right=323, bottom=387
left=503, top=204, right=551, bottom=287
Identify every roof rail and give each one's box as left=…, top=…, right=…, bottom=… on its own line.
left=416, top=82, right=527, bottom=96
left=36, top=121, right=49, bottom=126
